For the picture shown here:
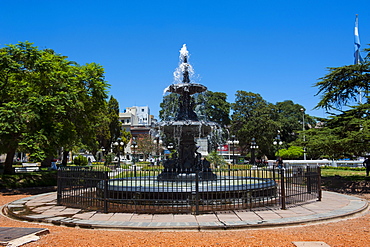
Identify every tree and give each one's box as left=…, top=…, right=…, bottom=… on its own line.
left=0, top=42, right=109, bottom=173
left=195, top=91, right=231, bottom=127
left=159, top=91, right=231, bottom=126
left=136, top=134, right=155, bottom=161
left=231, top=91, right=279, bottom=157
left=296, top=104, right=370, bottom=159
left=159, top=93, right=179, bottom=121
left=275, top=100, right=316, bottom=144
left=314, top=48, right=370, bottom=111
left=206, top=150, right=226, bottom=168
left=277, top=146, right=303, bottom=159
left=311, top=47, right=370, bottom=158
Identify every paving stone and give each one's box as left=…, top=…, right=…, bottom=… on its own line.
left=108, top=213, right=133, bottom=221
left=89, top=213, right=114, bottom=221
left=152, top=214, right=174, bottom=222
left=73, top=211, right=96, bottom=220
left=216, top=213, right=242, bottom=222
left=130, top=214, right=153, bottom=222
left=3, top=190, right=368, bottom=230
left=195, top=214, right=219, bottom=222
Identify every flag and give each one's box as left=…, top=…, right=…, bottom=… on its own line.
left=354, top=14, right=364, bottom=64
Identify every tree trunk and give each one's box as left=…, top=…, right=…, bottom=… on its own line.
left=62, top=151, right=69, bottom=166
left=4, top=149, right=16, bottom=174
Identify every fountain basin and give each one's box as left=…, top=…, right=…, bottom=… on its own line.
left=96, top=176, right=277, bottom=203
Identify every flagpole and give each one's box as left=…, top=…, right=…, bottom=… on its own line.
left=354, top=14, right=363, bottom=104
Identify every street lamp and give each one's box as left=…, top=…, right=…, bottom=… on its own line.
left=154, top=134, right=163, bottom=165
left=250, top=137, right=259, bottom=166
left=273, top=131, right=283, bottom=157
left=227, top=135, right=239, bottom=165
left=113, top=138, right=124, bottom=167
left=131, top=137, right=137, bottom=165
left=300, top=108, right=307, bottom=160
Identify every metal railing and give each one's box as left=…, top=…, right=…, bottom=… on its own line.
left=57, top=166, right=321, bottom=214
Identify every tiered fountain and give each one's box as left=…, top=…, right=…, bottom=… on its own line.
left=93, top=45, right=277, bottom=213
left=157, top=44, right=218, bottom=181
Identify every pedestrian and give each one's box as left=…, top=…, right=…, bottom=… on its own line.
left=275, top=157, right=284, bottom=169
left=363, top=157, right=370, bottom=176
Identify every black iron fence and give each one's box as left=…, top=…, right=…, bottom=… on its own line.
left=57, top=165, right=321, bottom=214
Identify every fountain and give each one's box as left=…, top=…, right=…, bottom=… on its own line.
left=157, top=44, right=218, bottom=181
left=90, top=45, right=277, bottom=213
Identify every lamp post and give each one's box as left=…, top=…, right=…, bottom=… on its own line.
left=131, top=137, right=137, bottom=166
left=154, top=134, right=163, bottom=165
left=250, top=137, right=259, bottom=166
left=273, top=131, right=283, bottom=157
left=227, top=135, right=239, bottom=165
left=113, top=138, right=124, bottom=167
left=300, top=108, right=307, bottom=160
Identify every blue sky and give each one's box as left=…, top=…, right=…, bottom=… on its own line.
left=1, top=0, right=370, bottom=119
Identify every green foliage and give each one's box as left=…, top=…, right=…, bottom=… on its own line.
left=104, top=153, right=115, bottom=166
left=206, top=151, right=226, bottom=168
left=90, top=165, right=111, bottom=171
left=0, top=41, right=110, bottom=173
left=321, top=166, right=365, bottom=171
left=195, top=91, right=231, bottom=127
left=0, top=171, right=57, bottom=189
left=159, top=93, right=180, bottom=120
left=278, top=146, right=303, bottom=159
left=308, top=47, right=370, bottom=158
left=73, top=155, right=88, bottom=166
left=136, top=134, right=155, bottom=160
left=295, top=103, right=370, bottom=159
left=314, top=53, right=370, bottom=111
left=231, top=91, right=279, bottom=157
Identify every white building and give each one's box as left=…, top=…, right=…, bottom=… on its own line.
left=119, top=106, right=154, bottom=161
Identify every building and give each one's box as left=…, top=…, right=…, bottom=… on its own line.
left=119, top=106, right=155, bottom=161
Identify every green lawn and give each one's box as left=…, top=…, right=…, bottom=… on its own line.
left=321, top=167, right=369, bottom=181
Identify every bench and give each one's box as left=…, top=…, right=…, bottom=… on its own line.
left=15, top=163, right=40, bottom=173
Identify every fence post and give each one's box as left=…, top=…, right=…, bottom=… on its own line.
left=103, top=171, right=109, bottom=213
left=306, top=166, right=312, bottom=194
left=194, top=167, right=200, bottom=215
left=280, top=168, right=286, bottom=210
left=317, top=167, right=322, bottom=201
left=56, top=169, right=62, bottom=205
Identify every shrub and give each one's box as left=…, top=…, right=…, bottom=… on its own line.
left=73, top=155, right=88, bottom=166
left=104, top=153, right=115, bottom=166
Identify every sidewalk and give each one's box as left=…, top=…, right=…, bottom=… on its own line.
left=4, top=191, right=368, bottom=230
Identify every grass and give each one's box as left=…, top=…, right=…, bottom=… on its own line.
left=321, top=167, right=369, bottom=181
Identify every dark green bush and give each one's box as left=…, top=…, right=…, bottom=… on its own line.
left=104, top=153, right=115, bottom=166
left=73, top=155, right=88, bottom=166
left=0, top=171, right=57, bottom=189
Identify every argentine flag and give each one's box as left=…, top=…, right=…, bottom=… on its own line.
left=354, top=14, right=364, bottom=64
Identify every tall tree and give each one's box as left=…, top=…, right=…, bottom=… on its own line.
left=275, top=100, right=316, bottom=144
left=311, top=47, right=370, bottom=158
left=0, top=42, right=109, bottom=173
left=296, top=103, right=370, bottom=159
left=314, top=48, right=370, bottom=111
left=196, top=91, right=230, bottom=127
left=231, top=91, right=279, bottom=157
